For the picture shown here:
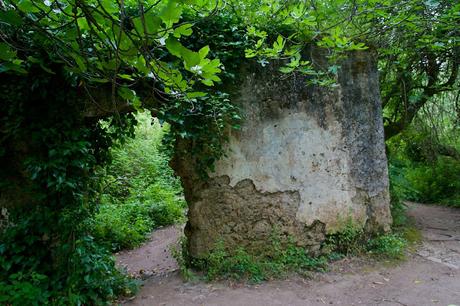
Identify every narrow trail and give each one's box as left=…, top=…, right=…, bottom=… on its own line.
left=118, top=203, right=460, bottom=306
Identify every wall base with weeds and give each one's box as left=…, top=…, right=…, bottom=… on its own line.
left=172, top=233, right=328, bottom=283
left=324, top=219, right=409, bottom=261
left=171, top=223, right=411, bottom=283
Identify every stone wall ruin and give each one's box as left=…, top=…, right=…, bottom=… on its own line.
left=173, top=51, right=392, bottom=258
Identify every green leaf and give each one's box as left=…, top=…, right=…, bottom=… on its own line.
left=118, top=87, right=141, bottom=110
left=77, top=17, right=90, bottom=31
left=0, top=10, right=23, bottom=26
left=181, top=50, right=201, bottom=71
left=134, top=56, right=149, bottom=75
left=0, top=43, right=16, bottom=61
left=89, top=78, right=109, bottom=83
left=272, top=35, right=285, bottom=53
left=165, top=38, right=187, bottom=58
left=201, top=58, right=221, bottom=78
left=118, top=86, right=135, bottom=100
left=173, top=23, right=193, bottom=38
left=201, top=79, right=214, bottom=86
left=133, top=14, right=162, bottom=36
left=71, top=54, right=87, bottom=72
left=0, top=62, right=27, bottom=74
left=279, top=66, right=295, bottom=73
left=160, top=0, right=183, bottom=28
left=186, top=91, right=207, bottom=98
left=198, top=46, right=210, bottom=59
left=17, top=0, right=40, bottom=13
left=245, top=49, right=257, bottom=58
left=118, top=74, right=134, bottom=80
left=100, top=0, right=118, bottom=14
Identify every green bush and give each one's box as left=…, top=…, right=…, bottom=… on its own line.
left=92, top=112, right=185, bottom=251
left=0, top=212, right=137, bottom=305
left=186, top=230, right=408, bottom=283
left=93, top=200, right=155, bottom=251
left=405, top=156, right=460, bottom=207
left=366, top=234, right=407, bottom=259
left=387, top=127, right=460, bottom=208
left=205, top=243, right=266, bottom=282
left=93, top=185, right=185, bottom=251
left=173, top=220, right=410, bottom=283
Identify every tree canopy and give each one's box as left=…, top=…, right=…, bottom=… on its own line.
left=1, top=0, right=458, bottom=135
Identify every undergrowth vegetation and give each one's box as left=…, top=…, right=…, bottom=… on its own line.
left=175, top=237, right=329, bottom=283
left=325, top=222, right=408, bottom=261
left=92, top=112, right=185, bottom=251
left=386, top=90, right=460, bottom=208
left=392, top=157, right=460, bottom=208
left=174, top=225, right=409, bottom=283
left=0, top=79, right=140, bottom=304
left=404, top=157, right=460, bottom=207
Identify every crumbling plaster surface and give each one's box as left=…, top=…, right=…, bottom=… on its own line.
left=212, top=51, right=391, bottom=233
left=174, top=51, right=392, bottom=258
left=214, top=110, right=359, bottom=232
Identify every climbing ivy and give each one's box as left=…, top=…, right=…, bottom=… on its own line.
left=0, top=68, right=138, bottom=303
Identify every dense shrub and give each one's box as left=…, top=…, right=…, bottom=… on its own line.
left=92, top=113, right=185, bottom=251
left=404, top=157, right=460, bottom=207
left=0, top=99, right=138, bottom=304
left=0, top=215, right=138, bottom=305
left=387, top=126, right=460, bottom=209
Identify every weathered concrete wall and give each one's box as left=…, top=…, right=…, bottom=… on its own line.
left=174, top=51, right=392, bottom=258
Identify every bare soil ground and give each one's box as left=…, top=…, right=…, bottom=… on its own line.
left=118, top=203, right=460, bottom=306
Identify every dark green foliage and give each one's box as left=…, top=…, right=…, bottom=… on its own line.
left=0, top=218, right=137, bottom=305
left=171, top=230, right=329, bottom=283
left=0, top=3, right=239, bottom=303
left=183, top=12, right=248, bottom=84
left=386, top=79, right=460, bottom=208
left=405, top=157, right=460, bottom=207
left=388, top=127, right=460, bottom=208
left=93, top=199, right=155, bottom=251
left=0, top=70, right=137, bottom=304
left=160, top=92, right=241, bottom=177
left=205, top=243, right=266, bottom=282
left=63, top=236, right=139, bottom=305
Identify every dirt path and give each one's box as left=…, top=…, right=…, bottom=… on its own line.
left=118, top=203, right=460, bottom=306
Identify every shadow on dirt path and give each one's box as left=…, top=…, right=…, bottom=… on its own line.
left=119, top=203, right=460, bottom=306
